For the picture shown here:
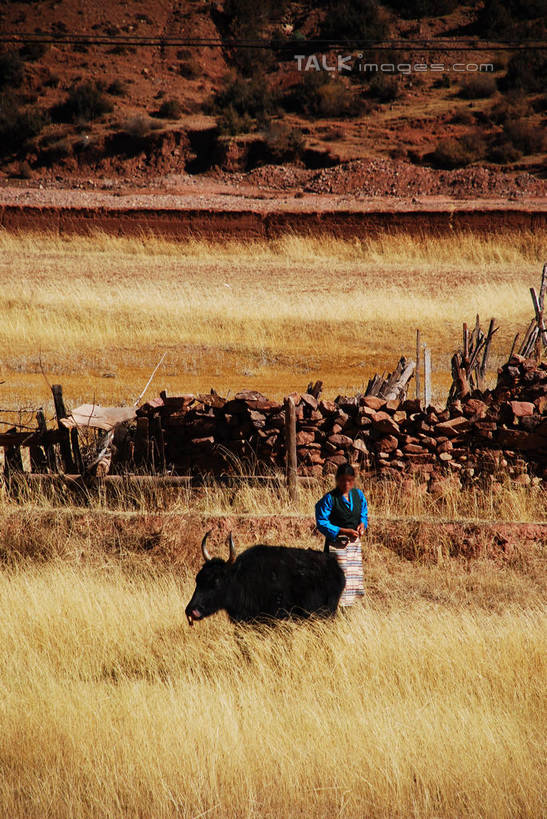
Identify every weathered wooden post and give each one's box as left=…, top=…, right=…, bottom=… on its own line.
left=151, top=415, right=166, bottom=474
left=36, top=409, right=56, bottom=472
left=415, top=329, right=421, bottom=403
left=284, top=395, right=297, bottom=503
left=423, top=346, right=432, bottom=408
left=134, top=416, right=150, bottom=471
left=51, top=385, right=76, bottom=473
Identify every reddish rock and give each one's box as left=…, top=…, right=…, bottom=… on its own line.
left=360, top=406, right=377, bottom=419
left=363, top=396, right=386, bottom=410
left=404, top=443, right=425, bottom=455
left=509, top=400, right=535, bottom=418
left=372, top=412, right=400, bottom=436
left=300, top=393, right=318, bottom=410
left=535, top=395, right=547, bottom=414
left=401, top=398, right=421, bottom=413
left=296, top=430, right=315, bottom=445
left=328, top=433, right=353, bottom=448
left=463, top=398, right=488, bottom=419
left=352, top=438, right=368, bottom=454
left=319, top=400, right=338, bottom=415
left=385, top=398, right=400, bottom=412
left=439, top=451, right=453, bottom=462
left=249, top=410, right=266, bottom=428
left=375, top=435, right=398, bottom=453
left=358, top=416, right=372, bottom=428
left=325, top=453, right=348, bottom=467
left=435, top=416, right=471, bottom=437
left=437, top=439, right=453, bottom=454
left=497, top=429, right=541, bottom=451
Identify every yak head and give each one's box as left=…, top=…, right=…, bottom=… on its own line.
left=185, top=531, right=236, bottom=625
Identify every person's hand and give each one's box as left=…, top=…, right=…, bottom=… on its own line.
left=339, top=528, right=359, bottom=539
left=357, top=523, right=365, bottom=537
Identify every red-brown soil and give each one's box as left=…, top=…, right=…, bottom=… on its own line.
left=3, top=509, right=545, bottom=569
left=1, top=1, right=545, bottom=187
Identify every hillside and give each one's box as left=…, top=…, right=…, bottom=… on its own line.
left=0, top=0, right=545, bottom=192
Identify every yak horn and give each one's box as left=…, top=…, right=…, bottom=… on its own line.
left=201, top=530, right=213, bottom=562
left=227, top=532, right=236, bottom=563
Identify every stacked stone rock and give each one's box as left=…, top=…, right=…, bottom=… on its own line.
left=134, top=356, right=547, bottom=487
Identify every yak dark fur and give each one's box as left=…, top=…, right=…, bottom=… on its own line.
left=185, top=544, right=345, bottom=624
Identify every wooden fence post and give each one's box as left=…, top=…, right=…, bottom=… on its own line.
left=51, top=385, right=76, bottom=473
left=134, top=417, right=150, bottom=471
left=36, top=410, right=56, bottom=472
left=284, top=396, right=297, bottom=503
left=423, top=347, right=432, bottom=408
left=415, top=330, right=421, bottom=403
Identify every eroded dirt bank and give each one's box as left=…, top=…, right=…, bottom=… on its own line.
left=2, top=510, right=545, bottom=567
left=1, top=202, right=546, bottom=239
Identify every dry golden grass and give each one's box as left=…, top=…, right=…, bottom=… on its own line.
left=2, top=471, right=546, bottom=523
left=0, top=229, right=545, bottom=423
left=1, top=229, right=545, bottom=817
left=0, top=552, right=544, bottom=818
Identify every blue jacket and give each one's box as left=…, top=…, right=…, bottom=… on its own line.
left=315, top=488, right=368, bottom=541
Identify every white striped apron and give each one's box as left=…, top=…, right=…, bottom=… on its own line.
left=329, top=536, right=365, bottom=606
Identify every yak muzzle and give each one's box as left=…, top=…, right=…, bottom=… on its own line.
left=186, top=607, right=202, bottom=626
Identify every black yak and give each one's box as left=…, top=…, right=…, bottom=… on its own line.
left=185, top=531, right=345, bottom=625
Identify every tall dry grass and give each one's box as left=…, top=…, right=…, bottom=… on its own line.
left=2, top=471, right=546, bottom=522
left=0, top=558, right=544, bottom=818
left=0, top=229, right=544, bottom=418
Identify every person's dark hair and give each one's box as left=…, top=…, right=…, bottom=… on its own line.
left=336, top=463, right=355, bottom=478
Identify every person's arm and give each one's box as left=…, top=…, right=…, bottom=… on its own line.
left=315, top=493, right=340, bottom=541
left=357, top=490, right=368, bottom=536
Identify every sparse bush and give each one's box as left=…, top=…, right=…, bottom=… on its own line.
left=122, top=114, right=156, bottom=138
left=383, top=0, right=458, bottom=17
left=503, top=119, right=544, bottom=154
left=0, top=50, right=24, bottom=90
left=321, top=0, right=389, bottom=45
left=450, top=108, right=475, bottom=125
left=20, top=42, right=48, bottom=62
left=367, top=74, right=399, bottom=103
left=430, top=133, right=486, bottom=168
left=217, top=105, right=254, bottom=135
left=284, top=73, right=362, bottom=118
left=264, top=122, right=304, bottom=163
left=155, top=98, right=183, bottom=119
left=179, top=58, right=200, bottom=79
left=478, top=0, right=545, bottom=39
left=44, top=72, right=60, bottom=88
left=213, top=75, right=279, bottom=129
left=489, top=94, right=532, bottom=125
left=0, top=95, right=49, bottom=156
left=39, top=137, right=72, bottom=164
left=459, top=75, right=497, bottom=99
left=223, top=0, right=283, bottom=75
left=487, top=141, right=522, bottom=164
left=16, top=160, right=33, bottom=179
left=54, top=81, right=114, bottom=123
left=499, top=49, right=546, bottom=93
left=107, top=79, right=127, bottom=97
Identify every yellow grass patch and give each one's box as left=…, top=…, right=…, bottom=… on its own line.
left=0, top=558, right=544, bottom=818
left=0, top=230, right=544, bottom=421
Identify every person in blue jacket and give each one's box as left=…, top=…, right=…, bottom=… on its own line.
left=315, top=463, right=367, bottom=607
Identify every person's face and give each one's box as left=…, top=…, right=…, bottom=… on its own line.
left=336, top=474, right=355, bottom=494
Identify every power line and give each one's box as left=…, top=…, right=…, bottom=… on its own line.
left=1, top=33, right=546, bottom=50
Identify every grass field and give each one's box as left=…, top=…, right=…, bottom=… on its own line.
left=0, top=544, right=544, bottom=819
left=1, top=229, right=545, bottom=424
left=1, top=227, right=546, bottom=817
